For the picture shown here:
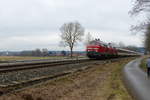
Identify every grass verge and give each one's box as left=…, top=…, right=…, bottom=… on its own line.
left=101, top=59, right=133, bottom=100
left=140, top=58, right=147, bottom=72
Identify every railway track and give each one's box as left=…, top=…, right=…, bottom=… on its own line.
left=0, top=59, right=90, bottom=73
left=0, top=58, right=93, bottom=95
left=0, top=57, right=133, bottom=96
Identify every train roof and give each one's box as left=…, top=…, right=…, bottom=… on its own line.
left=116, top=48, right=141, bottom=54
left=89, top=40, right=111, bottom=46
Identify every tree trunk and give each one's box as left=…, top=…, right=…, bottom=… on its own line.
left=70, top=47, right=73, bottom=58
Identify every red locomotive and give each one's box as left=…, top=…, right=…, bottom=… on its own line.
left=86, top=39, right=118, bottom=59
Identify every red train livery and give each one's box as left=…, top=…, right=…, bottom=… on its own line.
left=86, top=39, right=118, bottom=59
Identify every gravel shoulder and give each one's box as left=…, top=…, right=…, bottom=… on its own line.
left=0, top=58, right=134, bottom=100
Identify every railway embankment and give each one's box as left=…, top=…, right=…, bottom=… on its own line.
left=0, top=57, right=134, bottom=100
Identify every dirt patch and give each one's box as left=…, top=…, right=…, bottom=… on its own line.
left=0, top=58, right=134, bottom=100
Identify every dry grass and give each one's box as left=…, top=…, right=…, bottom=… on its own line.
left=140, top=56, right=150, bottom=72
left=140, top=58, right=147, bottom=72
left=0, top=56, right=70, bottom=62
left=0, top=56, right=63, bottom=61
left=103, top=60, right=132, bottom=100
left=0, top=56, right=87, bottom=62
left=0, top=58, right=134, bottom=100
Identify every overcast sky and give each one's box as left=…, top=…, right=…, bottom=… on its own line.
left=0, top=0, right=144, bottom=51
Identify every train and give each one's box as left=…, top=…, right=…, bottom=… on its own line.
left=86, top=39, right=140, bottom=59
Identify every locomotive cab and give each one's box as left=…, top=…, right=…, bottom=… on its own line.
left=86, top=40, right=107, bottom=59
left=86, top=39, right=118, bottom=59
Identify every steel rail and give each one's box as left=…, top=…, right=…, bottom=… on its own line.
left=0, top=57, right=134, bottom=96
left=0, top=59, right=90, bottom=73
left=0, top=56, right=136, bottom=73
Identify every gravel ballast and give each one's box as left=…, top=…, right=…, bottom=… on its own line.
left=0, top=61, right=104, bottom=85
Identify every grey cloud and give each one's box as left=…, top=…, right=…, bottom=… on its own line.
left=0, top=0, right=143, bottom=50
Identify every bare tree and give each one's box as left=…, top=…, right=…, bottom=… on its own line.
left=130, top=0, right=150, bottom=32
left=131, top=0, right=150, bottom=52
left=84, top=32, right=93, bottom=46
left=60, top=21, right=84, bottom=58
left=31, top=49, right=42, bottom=56
left=118, top=42, right=125, bottom=48
left=145, top=24, right=150, bottom=51
left=125, top=45, right=138, bottom=51
left=42, top=48, right=49, bottom=56
left=110, top=42, right=118, bottom=47
left=130, top=0, right=150, bottom=15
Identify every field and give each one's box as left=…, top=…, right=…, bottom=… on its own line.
left=0, top=56, right=87, bottom=62
left=0, top=57, right=134, bottom=100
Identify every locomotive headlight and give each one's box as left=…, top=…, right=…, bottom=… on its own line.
left=96, top=49, right=99, bottom=52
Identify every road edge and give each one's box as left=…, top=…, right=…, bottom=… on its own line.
left=122, top=58, right=148, bottom=100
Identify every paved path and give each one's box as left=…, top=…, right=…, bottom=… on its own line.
left=123, top=58, right=150, bottom=100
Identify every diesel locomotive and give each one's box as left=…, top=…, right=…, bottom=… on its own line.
left=86, top=39, right=140, bottom=59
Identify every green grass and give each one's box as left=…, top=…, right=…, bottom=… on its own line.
left=140, top=58, right=147, bottom=72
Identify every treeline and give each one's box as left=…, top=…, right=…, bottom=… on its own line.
left=19, top=49, right=69, bottom=57
left=123, top=46, right=138, bottom=52
left=19, top=48, right=50, bottom=57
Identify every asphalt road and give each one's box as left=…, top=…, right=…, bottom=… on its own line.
left=123, top=58, right=150, bottom=100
